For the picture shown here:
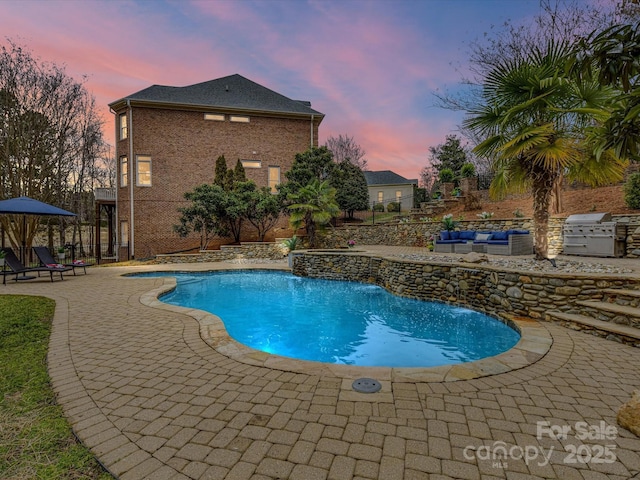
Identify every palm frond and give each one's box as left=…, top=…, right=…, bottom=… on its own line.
left=528, top=138, right=581, bottom=170
left=568, top=149, right=628, bottom=186
left=498, top=123, right=555, bottom=157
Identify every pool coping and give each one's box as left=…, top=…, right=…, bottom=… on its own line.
left=137, top=269, right=553, bottom=383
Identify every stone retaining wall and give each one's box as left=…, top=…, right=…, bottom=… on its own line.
left=291, top=251, right=640, bottom=321
left=157, top=242, right=287, bottom=263
left=156, top=215, right=640, bottom=263
left=324, top=214, right=640, bottom=257
left=321, top=218, right=536, bottom=249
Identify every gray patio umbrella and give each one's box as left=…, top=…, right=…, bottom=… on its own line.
left=0, top=196, right=76, bottom=262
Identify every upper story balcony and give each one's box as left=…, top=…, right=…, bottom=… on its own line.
left=94, top=188, right=116, bottom=203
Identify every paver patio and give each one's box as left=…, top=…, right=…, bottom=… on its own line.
left=4, top=249, right=640, bottom=479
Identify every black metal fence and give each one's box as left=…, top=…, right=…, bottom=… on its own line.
left=11, top=243, right=125, bottom=268
left=476, top=174, right=493, bottom=191
left=337, top=193, right=416, bottom=224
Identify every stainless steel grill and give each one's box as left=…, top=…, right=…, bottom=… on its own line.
left=562, top=212, right=626, bottom=257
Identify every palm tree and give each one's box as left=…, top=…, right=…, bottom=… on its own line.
left=287, top=179, right=340, bottom=248
left=463, top=40, right=627, bottom=260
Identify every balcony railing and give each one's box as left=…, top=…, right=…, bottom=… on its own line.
left=94, top=188, right=116, bottom=202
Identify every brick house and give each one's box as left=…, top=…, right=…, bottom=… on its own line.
left=363, top=170, right=418, bottom=211
left=109, top=74, right=324, bottom=259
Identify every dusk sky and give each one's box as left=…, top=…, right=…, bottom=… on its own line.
left=2, top=0, right=565, bottom=178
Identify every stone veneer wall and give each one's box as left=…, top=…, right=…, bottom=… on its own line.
left=321, top=218, right=534, bottom=248
left=155, top=215, right=640, bottom=263
left=323, top=214, right=640, bottom=257
left=291, top=251, right=640, bottom=321
left=156, top=242, right=287, bottom=263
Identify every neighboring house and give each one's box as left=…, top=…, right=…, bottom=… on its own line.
left=363, top=170, right=418, bottom=211
left=109, top=74, right=324, bottom=259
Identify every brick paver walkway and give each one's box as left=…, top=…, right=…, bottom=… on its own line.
left=5, top=254, right=640, bottom=479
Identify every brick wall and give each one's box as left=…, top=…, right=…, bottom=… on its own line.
left=115, top=107, right=318, bottom=257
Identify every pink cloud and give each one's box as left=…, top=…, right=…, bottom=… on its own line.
left=0, top=0, right=473, bottom=178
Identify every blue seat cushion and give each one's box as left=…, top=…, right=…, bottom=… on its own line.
left=450, top=231, right=460, bottom=240
left=440, top=230, right=450, bottom=240
left=436, top=239, right=466, bottom=244
left=507, top=229, right=529, bottom=235
left=491, top=231, right=509, bottom=240
left=459, top=230, right=476, bottom=240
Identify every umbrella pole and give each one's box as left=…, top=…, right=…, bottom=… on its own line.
left=22, top=215, right=26, bottom=264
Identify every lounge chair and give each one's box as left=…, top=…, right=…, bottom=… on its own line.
left=1, top=247, right=71, bottom=284
left=33, top=246, right=92, bottom=275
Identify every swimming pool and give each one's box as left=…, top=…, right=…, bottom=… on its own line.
left=141, top=270, right=520, bottom=368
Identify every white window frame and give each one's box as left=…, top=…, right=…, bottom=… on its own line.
left=204, top=113, right=225, bottom=121
left=230, top=115, right=250, bottom=123
left=268, top=166, right=281, bottom=193
left=120, top=220, right=129, bottom=246
left=377, top=191, right=383, bottom=203
left=120, top=156, right=128, bottom=187
left=136, top=155, right=152, bottom=186
left=119, top=113, right=128, bottom=140
left=396, top=190, right=402, bottom=202
left=241, top=160, right=262, bottom=169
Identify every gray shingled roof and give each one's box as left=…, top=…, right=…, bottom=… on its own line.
left=109, top=74, right=323, bottom=117
left=364, top=170, right=418, bottom=186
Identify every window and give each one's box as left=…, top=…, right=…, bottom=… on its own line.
left=230, top=115, right=249, bottom=123
left=396, top=190, right=402, bottom=202
left=120, top=220, right=128, bottom=246
left=268, top=166, right=280, bottom=193
left=136, top=155, right=151, bottom=186
left=241, top=160, right=262, bottom=169
left=204, top=113, right=225, bottom=121
left=120, top=156, right=128, bottom=187
left=119, top=113, right=128, bottom=140
left=377, top=191, right=383, bottom=203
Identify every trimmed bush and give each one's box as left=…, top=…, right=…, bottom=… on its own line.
left=439, top=168, right=455, bottom=183
left=460, top=163, right=476, bottom=178
left=624, top=172, right=640, bottom=209
left=387, top=202, right=400, bottom=212
left=372, top=203, right=385, bottom=212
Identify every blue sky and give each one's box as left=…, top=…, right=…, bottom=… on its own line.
left=1, top=0, right=569, bottom=177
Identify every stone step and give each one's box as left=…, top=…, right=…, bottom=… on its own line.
left=576, top=300, right=640, bottom=318
left=602, top=288, right=640, bottom=299
left=547, top=311, right=640, bottom=341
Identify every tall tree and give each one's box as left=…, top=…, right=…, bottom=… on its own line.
left=233, top=159, right=247, bottom=183
left=245, top=186, right=282, bottom=241
left=331, top=160, right=369, bottom=219
left=419, top=162, right=438, bottom=191
left=464, top=40, right=626, bottom=260
left=174, top=184, right=221, bottom=250
left=288, top=179, right=339, bottom=248
left=325, top=134, right=367, bottom=170
left=572, top=19, right=640, bottom=161
left=213, top=155, right=228, bottom=187
left=436, top=1, right=621, bottom=116
left=428, top=135, right=468, bottom=178
left=0, top=40, right=105, bottom=252
left=278, top=146, right=336, bottom=204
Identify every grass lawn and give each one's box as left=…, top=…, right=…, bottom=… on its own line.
left=0, top=295, right=112, bottom=479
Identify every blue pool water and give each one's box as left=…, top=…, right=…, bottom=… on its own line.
left=138, top=270, right=519, bottom=367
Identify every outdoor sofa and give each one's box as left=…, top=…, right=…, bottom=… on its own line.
left=434, top=230, right=479, bottom=253
left=434, top=229, right=533, bottom=255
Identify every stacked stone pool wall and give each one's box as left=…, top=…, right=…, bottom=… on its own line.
left=291, top=250, right=640, bottom=325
